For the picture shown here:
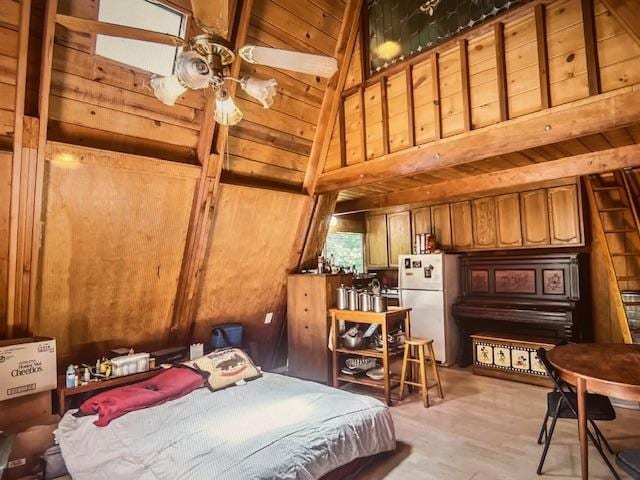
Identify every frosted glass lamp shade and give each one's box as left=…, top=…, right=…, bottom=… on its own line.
left=241, top=77, right=277, bottom=108
left=214, top=90, right=243, bottom=125
left=150, top=75, right=187, bottom=106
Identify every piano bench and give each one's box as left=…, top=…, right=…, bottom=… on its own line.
left=471, top=332, right=562, bottom=387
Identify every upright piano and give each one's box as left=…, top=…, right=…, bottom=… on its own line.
left=453, top=252, right=590, bottom=365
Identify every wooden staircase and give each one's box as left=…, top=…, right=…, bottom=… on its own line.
left=586, top=170, right=640, bottom=344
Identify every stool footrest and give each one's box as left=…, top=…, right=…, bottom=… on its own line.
left=406, top=357, right=434, bottom=363
left=402, top=380, right=439, bottom=390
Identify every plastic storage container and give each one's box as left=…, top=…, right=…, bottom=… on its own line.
left=111, top=353, right=150, bottom=377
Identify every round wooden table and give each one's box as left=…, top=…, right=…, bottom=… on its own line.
left=547, top=343, right=640, bottom=479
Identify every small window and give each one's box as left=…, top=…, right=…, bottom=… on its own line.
left=324, top=232, right=365, bottom=273
left=95, top=0, right=187, bottom=76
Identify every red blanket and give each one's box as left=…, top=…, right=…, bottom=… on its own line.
left=77, top=367, right=205, bottom=426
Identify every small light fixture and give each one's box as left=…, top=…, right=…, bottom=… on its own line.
left=330, top=216, right=339, bottom=227
left=241, top=77, right=277, bottom=108
left=375, top=41, right=402, bottom=61
left=214, top=89, right=243, bottom=126
left=150, top=75, right=187, bottom=106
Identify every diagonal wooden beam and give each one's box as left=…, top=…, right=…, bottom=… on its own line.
left=170, top=0, right=253, bottom=345
left=600, top=0, right=640, bottom=47
left=334, top=144, right=640, bottom=214
left=302, top=0, right=364, bottom=195
left=315, top=84, right=640, bottom=193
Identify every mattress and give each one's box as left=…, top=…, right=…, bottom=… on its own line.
left=57, top=373, right=396, bottom=480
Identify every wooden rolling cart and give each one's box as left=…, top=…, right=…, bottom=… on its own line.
left=329, top=307, right=411, bottom=406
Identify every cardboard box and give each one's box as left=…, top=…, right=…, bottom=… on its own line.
left=0, top=338, right=56, bottom=402
left=0, top=391, right=52, bottom=430
left=3, top=414, right=58, bottom=480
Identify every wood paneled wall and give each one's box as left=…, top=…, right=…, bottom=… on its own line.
left=324, top=0, right=640, bottom=172
left=191, top=184, right=308, bottom=365
left=33, top=143, right=198, bottom=364
left=0, top=1, right=19, bottom=149
left=0, top=151, right=11, bottom=336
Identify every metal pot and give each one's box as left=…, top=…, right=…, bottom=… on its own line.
left=336, top=284, right=349, bottom=310
left=347, top=288, right=359, bottom=311
left=359, top=291, right=373, bottom=312
left=372, top=294, right=388, bottom=313
left=341, top=328, right=367, bottom=349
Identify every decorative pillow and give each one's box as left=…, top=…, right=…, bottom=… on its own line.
left=75, top=365, right=206, bottom=426
left=194, top=348, right=261, bottom=391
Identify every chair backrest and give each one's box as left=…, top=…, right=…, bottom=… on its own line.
left=536, top=347, right=579, bottom=415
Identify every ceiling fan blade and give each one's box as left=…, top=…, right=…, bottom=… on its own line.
left=55, top=14, right=186, bottom=47
left=190, top=0, right=229, bottom=37
left=238, top=45, right=338, bottom=78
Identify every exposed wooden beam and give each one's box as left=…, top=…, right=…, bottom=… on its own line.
left=359, top=85, right=368, bottom=160
left=581, top=0, right=601, bottom=95
left=600, top=0, right=640, bottom=46
left=431, top=52, right=442, bottom=140
left=535, top=4, right=551, bottom=109
left=315, top=84, right=640, bottom=193
left=406, top=64, right=416, bottom=147
left=302, top=0, right=364, bottom=194
left=459, top=40, right=471, bottom=131
left=494, top=23, right=509, bottom=121
left=335, top=144, right=640, bottom=214
left=6, top=0, right=32, bottom=335
left=380, top=78, right=390, bottom=155
left=339, top=98, right=347, bottom=167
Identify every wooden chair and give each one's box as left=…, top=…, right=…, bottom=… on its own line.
left=398, top=337, right=443, bottom=408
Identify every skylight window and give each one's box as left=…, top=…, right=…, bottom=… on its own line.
left=95, top=0, right=187, bottom=76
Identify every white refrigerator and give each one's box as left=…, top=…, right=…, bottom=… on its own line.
left=398, top=253, right=460, bottom=366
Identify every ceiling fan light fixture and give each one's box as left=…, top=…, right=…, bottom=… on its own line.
left=150, top=74, right=188, bottom=106
left=241, top=77, right=277, bottom=109
left=175, top=51, right=212, bottom=90
left=214, top=89, right=243, bottom=126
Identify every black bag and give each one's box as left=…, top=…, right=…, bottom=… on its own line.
left=211, top=323, right=243, bottom=349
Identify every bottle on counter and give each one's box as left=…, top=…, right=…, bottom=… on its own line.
left=317, top=255, right=324, bottom=274
left=66, top=365, right=76, bottom=388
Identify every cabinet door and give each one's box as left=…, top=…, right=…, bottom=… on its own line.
left=387, top=211, right=412, bottom=267
left=548, top=184, right=582, bottom=245
left=412, top=207, right=431, bottom=235
left=472, top=197, right=497, bottom=249
left=431, top=204, right=452, bottom=250
left=451, top=201, right=474, bottom=250
left=520, top=190, right=550, bottom=246
left=366, top=214, right=389, bottom=268
left=495, top=193, right=523, bottom=247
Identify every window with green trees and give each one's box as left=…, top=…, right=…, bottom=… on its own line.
left=324, top=232, right=365, bottom=272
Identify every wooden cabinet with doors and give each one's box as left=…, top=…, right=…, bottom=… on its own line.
left=472, top=197, right=497, bottom=249
left=412, top=207, right=432, bottom=235
left=495, top=193, right=523, bottom=248
left=287, top=274, right=353, bottom=384
left=451, top=201, right=474, bottom=249
left=548, top=184, right=582, bottom=245
left=365, top=213, right=389, bottom=268
left=387, top=211, right=411, bottom=267
left=431, top=204, right=452, bottom=250
left=520, top=189, right=551, bottom=246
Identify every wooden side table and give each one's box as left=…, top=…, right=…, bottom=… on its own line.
left=330, top=307, right=411, bottom=406
left=56, top=368, right=163, bottom=414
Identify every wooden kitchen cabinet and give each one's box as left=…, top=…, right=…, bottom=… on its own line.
left=412, top=207, right=432, bottom=234
left=431, top=204, right=452, bottom=249
left=520, top=189, right=550, bottom=246
left=287, top=274, right=353, bottom=384
left=451, top=201, right=474, bottom=249
left=472, top=197, right=497, bottom=249
left=548, top=184, right=582, bottom=245
left=366, top=213, right=389, bottom=268
left=387, top=211, right=412, bottom=267
left=495, top=193, right=523, bottom=248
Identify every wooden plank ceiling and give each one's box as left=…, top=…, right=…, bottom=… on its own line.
left=338, top=125, right=640, bottom=201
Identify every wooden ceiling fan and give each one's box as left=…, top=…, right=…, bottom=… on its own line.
left=55, top=0, right=339, bottom=125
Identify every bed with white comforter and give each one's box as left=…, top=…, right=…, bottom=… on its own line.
left=57, top=373, right=396, bottom=480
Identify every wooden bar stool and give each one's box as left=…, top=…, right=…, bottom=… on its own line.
left=399, top=337, right=444, bottom=407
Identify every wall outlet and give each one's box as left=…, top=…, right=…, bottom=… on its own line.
left=264, top=312, right=273, bottom=324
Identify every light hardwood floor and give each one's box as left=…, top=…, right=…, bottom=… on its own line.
left=353, top=367, right=640, bottom=480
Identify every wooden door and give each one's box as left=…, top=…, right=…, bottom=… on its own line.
left=451, top=201, right=474, bottom=250
left=431, top=204, right=452, bottom=250
left=495, top=193, right=523, bottom=248
left=412, top=207, right=432, bottom=235
left=548, top=184, right=582, bottom=245
left=366, top=213, right=389, bottom=268
left=387, top=211, right=412, bottom=267
left=520, top=190, right=550, bottom=246
left=472, top=197, right=497, bottom=249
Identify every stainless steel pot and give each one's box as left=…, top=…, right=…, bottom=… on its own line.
left=336, top=284, right=349, bottom=310
left=347, top=288, right=359, bottom=311
left=372, top=294, right=388, bottom=313
left=341, top=330, right=366, bottom=349
left=359, top=291, right=373, bottom=312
